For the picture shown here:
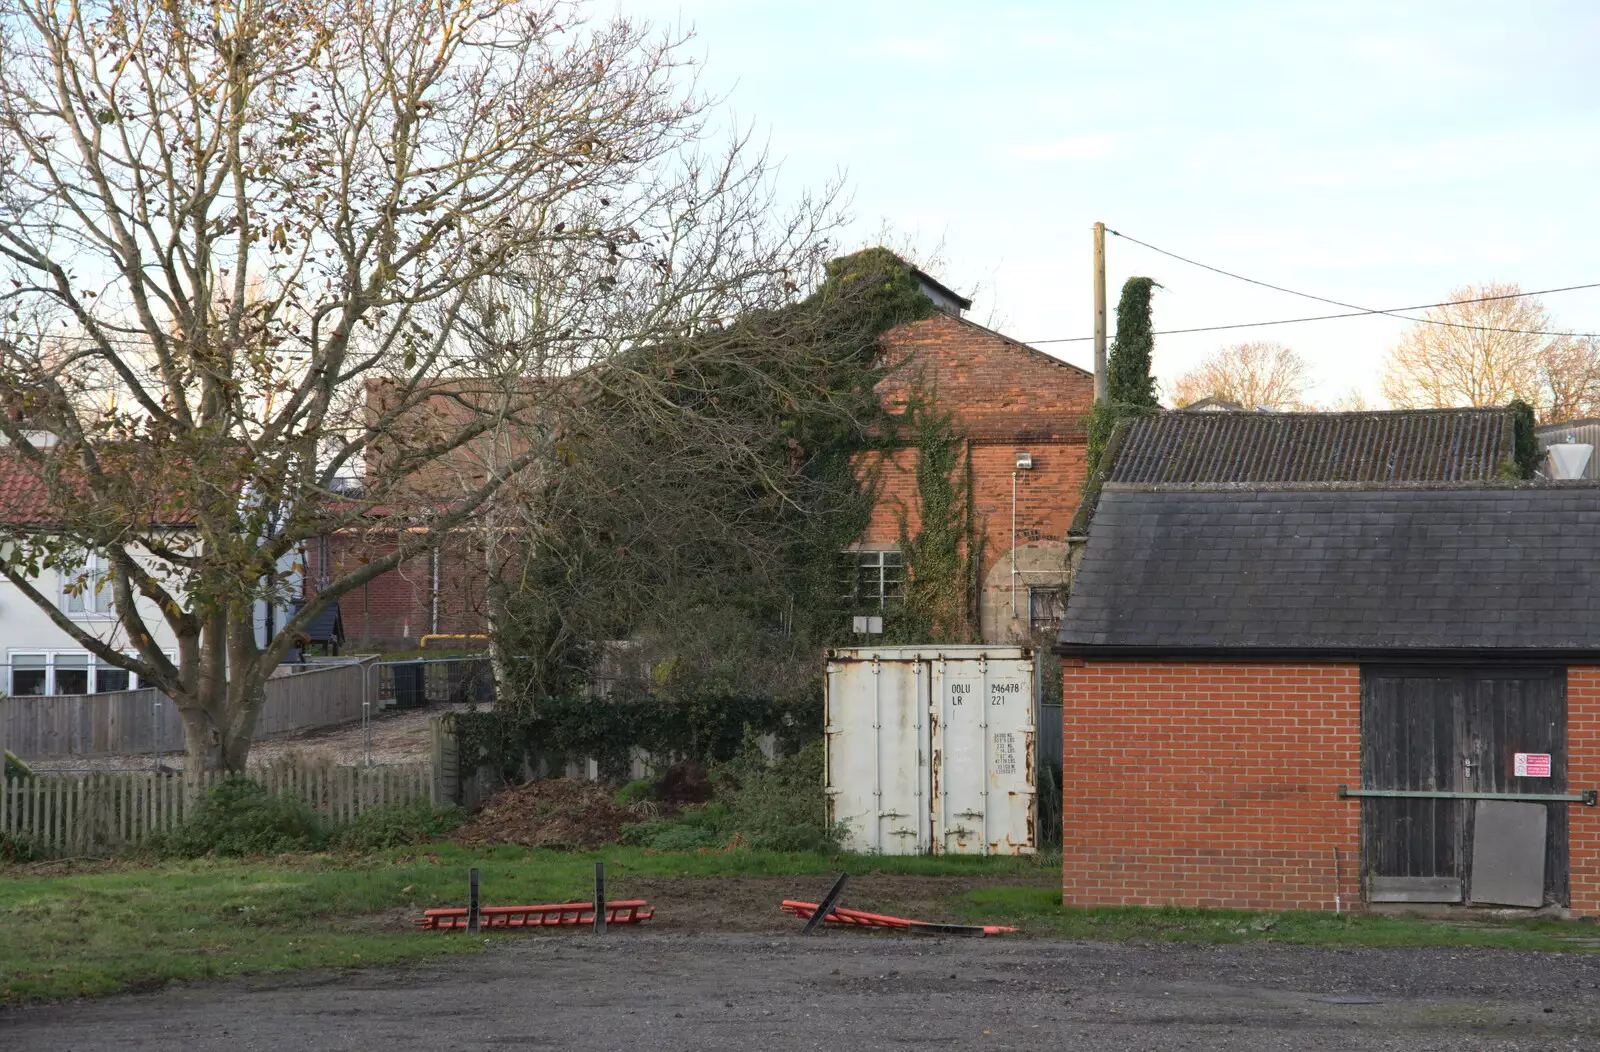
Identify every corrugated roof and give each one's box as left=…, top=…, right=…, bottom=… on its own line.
left=1108, top=407, right=1513, bottom=485
left=1059, top=485, right=1600, bottom=655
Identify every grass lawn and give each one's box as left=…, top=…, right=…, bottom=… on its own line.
left=4, top=846, right=1597, bottom=1004
left=0, top=845, right=1049, bottom=1003
left=955, top=885, right=1600, bottom=953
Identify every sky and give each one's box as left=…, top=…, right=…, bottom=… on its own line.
left=619, top=0, right=1600, bottom=405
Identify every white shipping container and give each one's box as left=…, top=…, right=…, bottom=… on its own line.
left=824, top=646, right=1037, bottom=855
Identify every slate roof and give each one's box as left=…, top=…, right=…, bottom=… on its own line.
left=1107, top=407, right=1513, bottom=486
left=1059, top=485, right=1600, bottom=655
left=291, top=601, right=345, bottom=643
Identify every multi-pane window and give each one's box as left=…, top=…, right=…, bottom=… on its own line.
left=96, top=659, right=131, bottom=693
left=61, top=553, right=114, bottom=616
left=6, top=652, right=143, bottom=695
left=53, top=653, right=90, bottom=694
left=1028, top=587, right=1065, bottom=633
left=10, top=653, right=47, bottom=695
left=843, top=549, right=905, bottom=608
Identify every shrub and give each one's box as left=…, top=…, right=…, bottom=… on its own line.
left=158, top=778, right=328, bottom=857
left=612, top=778, right=658, bottom=807
left=720, top=738, right=844, bottom=853
left=620, top=801, right=732, bottom=850
left=0, top=830, right=40, bottom=864
left=617, top=735, right=844, bottom=853
left=331, top=799, right=462, bottom=852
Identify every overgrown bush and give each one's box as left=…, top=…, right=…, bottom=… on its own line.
left=620, top=735, right=843, bottom=853
left=454, top=694, right=823, bottom=782
left=621, top=801, right=732, bottom=850
left=331, top=799, right=462, bottom=852
left=612, top=778, right=659, bottom=807
left=0, top=830, right=40, bottom=864
left=157, top=778, right=328, bottom=857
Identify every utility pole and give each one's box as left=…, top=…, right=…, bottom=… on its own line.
left=1093, top=222, right=1107, bottom=403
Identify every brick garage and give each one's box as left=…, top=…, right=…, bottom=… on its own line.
left=861, top=311, right=1093, bottom=643
left=1059, top=484, right=1600, bottom=916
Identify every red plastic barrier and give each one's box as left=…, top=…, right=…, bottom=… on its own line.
left=780, top=899, right=1015, bottom=935
left=415, top=900, right=653, bottom=930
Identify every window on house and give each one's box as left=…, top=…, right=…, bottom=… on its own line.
left=10, top=653, right=47, bottom=696
left=95, top=659, right=131, bottom=693
left=61, top=552, right=114, bottom=616
left=1028, top=587, right=1065, bottom=633
left=53, top=653, right=89, bottom=695
left=6, top=652, right=143, bottom=696
left=843, top=549, right=905, bottom=608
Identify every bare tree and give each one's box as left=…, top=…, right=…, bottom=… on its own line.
left=1538, top=336, right=1600, bottom=424
left=1380, top=283, right=1572, bottom=412
left=0, top=0, right=840, bottom=772
left=1170, top=341, right=1311, bottom=410
left=1323, top=388, right=1375, bottom=412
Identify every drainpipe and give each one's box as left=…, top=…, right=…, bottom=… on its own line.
left=1011, top=470, right=1018, bottom=619
left=431, top=546, right=441, bottom=634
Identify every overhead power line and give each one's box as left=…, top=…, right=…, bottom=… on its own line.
left=1025, top=233, right=1600, bottom=344
left=1107, top=229, right=1600, bottom=338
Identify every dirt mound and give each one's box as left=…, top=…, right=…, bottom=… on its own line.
left=453, top=778, right=649, bottom=849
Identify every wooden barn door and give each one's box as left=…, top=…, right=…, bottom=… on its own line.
left=1360, top=667, right=1568, bottom=907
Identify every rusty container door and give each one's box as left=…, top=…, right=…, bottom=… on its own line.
left=931, top=651, right=1037, bottom=856
left=824, top=650, right=930, bottom=854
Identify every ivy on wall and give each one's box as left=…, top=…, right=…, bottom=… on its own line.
left=885, top=393, right=981, bottom=644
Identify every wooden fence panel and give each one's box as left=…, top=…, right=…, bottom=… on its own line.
left=5, top=657, right=376, bottom=761
left=0, top=759, right=433, bottom=858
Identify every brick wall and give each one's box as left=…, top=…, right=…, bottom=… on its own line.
left=1569, top=667, right=1600, bottom=915
left=876, top=314, right=1093, bottom=441
left=858, top=314, right=1093, bottom=641
left=1061, top=660, right=1363, bottom=911
left=307, top=531, right=484, bottom=644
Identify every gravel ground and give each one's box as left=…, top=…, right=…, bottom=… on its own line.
left=25, top=703, right=470, bottom=773
left=5, top=933, right=1600, bottom=1050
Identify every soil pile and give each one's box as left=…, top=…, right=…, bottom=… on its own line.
left=453, top=779, right=649, bottom=849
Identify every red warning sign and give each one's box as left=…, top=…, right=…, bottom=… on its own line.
left=1514, top=753, right=1552, bottom=778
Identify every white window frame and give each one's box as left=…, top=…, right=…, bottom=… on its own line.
left=60, top=552, right=115, bottom=618
left=5, top=649, right=160, bottom=696
left=845, top=547, right=905, bottom=609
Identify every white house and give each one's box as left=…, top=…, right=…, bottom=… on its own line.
left=0, top=456, right=301, bottom=697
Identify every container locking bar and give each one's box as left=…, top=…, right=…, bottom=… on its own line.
left=1337, top=785, right=1597, bottom=806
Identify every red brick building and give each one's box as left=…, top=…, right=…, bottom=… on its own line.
left=1057, top=408, right=1600, bottom=916
left=851, top=272, right=1095, bottom=644
left=321, top=263, right=1097, bottom=648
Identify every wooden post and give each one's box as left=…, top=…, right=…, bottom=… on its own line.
left=467, top=867, right=481, bottom=934
left=593, top=861, right=606, bottom=935
left=1093, top=221, right=1108, bottom=404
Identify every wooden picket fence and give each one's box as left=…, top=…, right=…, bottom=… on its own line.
left=0, top=761, right=434, bottom=858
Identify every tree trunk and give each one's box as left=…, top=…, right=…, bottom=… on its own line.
left=177, top=675, right=266, bottom=776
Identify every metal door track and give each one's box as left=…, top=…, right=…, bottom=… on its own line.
left=1337, top=785, right=1597, bottom=806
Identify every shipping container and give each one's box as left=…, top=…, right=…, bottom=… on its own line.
left=824, top=646, right=1037, bottom=855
